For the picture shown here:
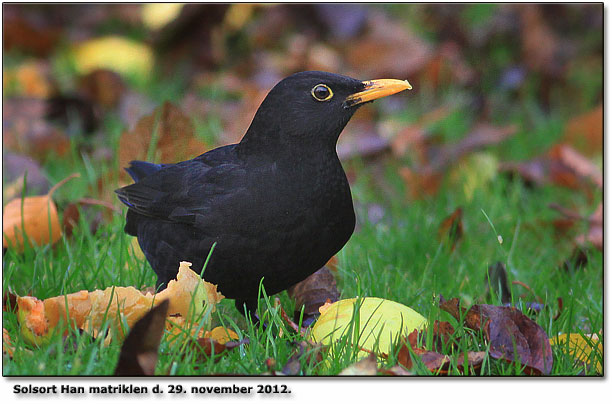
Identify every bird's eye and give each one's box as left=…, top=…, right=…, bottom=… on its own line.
left=311, top=84, right=333, bottom=101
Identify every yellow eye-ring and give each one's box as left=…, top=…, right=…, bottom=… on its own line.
left=311, top=84, right=333, bottom=101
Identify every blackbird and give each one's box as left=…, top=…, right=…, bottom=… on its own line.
left=116, top=71, right=411, bottom=316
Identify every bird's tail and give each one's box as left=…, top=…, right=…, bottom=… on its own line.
left=124, top=160, right=164, bottom=182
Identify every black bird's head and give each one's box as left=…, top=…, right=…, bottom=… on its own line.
left=238, top=71, right=411, bottom=157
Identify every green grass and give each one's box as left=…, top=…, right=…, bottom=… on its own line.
left=3, top=146, right=602, bottom=375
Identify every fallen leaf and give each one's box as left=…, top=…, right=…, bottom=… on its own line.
left=440, top=298, right=553, bottom=374
left=3, top=173, right=79, bottom=252
left=77, top=69, right=126, bottom=109
left=312, top=297, right=427, bottom=360
left=499, top=144, right=602, bottom=191
left=3, top=10, right=61, bottom=57
left=339, top=353, right=378, bottom=375
left=438, top=207, right=463, bottom=251
left=73, top=36, right=154, bottom=79
left=3, top=60, right=54, bottom=98
left=114, top=300, right=169, bottom=376
left=16, top=261, right=224, bottom=345
left=485, top=262, right=512, bottom=304
left=194, top=337, right=248, bottom=360
left=520, top=4, right=564, bottom=77
left=141, top=3, right=185, bottom=30
left=550, top=145, right=602, bottom=189
left=574, top=203, right=602, bottom=250
left=550, top=332, right=602, bottom=374
left=346, top=11, right=432, bottom=78
left=287, top=266, right=340, bottom=327
left=378, top=365, right=414, bottom=376
left=563, top=105, right=603, bottom=156
left=118, top=101, right=207, bottom=179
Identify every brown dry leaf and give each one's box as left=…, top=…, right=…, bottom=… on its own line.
left=118, top=101, right=207, bottom=179
left=339, top=353, right=378, bottom=376
left=287, top=265, right=340, bottom=327
left=500, top=144, right=601, bottom=191
left=16, top=261, right=224, bottom=345
left=346, top=11, right=432, bottom=78
left=438, top=207, right=463, bottom=251
left=520, top=4, right=562, bottom=76
left=3, top=11, right=61, bottom=57
left=194, top=337, right=249, bottom=360
left=114, top=299, right=169, bottom=376
left=398, top=332, right=485, bottom=375
left=439, top=298, right=553, bottom=375
left=3, top=173, right=79, bottom=252
left=3, top=290, right=19, bottom=313
left=550, top=145, right=602, bottom=189
left=397, top=339, right=448, bottom=374
left=390, top=106, right=450, bottom=159
left=563, top=105, right=603, bottom=156
left=399, top=167, right=443, bottom=199
left=575, top=203, right=602, bottom=250
left=78, top=69, right=126, bottom=109
left=378, top=365, right=414, bottom=376
left=485, top=262, right=512, bottom=304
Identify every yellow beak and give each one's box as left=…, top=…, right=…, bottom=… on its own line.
left=345, top=79, right=412, bottom=107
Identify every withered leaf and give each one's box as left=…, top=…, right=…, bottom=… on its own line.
left=440, top=298, right=553, bottom=375
left=500, top=144, right=601, bottom=191
left=398, top=334, right=484, bottom=375
left=338, top=353, right=378, bottom=376
left=118, top=101, right=207, bottom=180
left=563, top=105, right=603, bottom=156
left=194, top=337, right=248, bottom=360
left=485, top=262, right=512, bottom=304
left=287, top=265, right=340, bottom=327
left=438, top=207, right=463, bottom=251
left=114, top=299, right=169, bottom=376
left=574, top=203, right=602, bottom=251
left=346, top=11, right=432, bottom=78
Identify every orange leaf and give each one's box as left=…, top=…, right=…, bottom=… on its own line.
left=3, top=173, right=79, bottom=252
left=563, top=105, right=603, bottom=156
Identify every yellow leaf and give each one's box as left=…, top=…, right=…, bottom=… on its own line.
left=205, top=326, right=239, bottom=344
left=142, top=3, right=184, bottom=30
left=550, top=333, right=602, bottom=373
left=312, top=297, right=427, bottom=358
left=73, top=36, right=153, bottom=79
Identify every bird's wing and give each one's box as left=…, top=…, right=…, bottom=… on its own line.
left=115, top=146, right=248, bottom=225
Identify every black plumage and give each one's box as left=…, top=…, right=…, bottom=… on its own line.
left=116, top=71, right=410, bottom=316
